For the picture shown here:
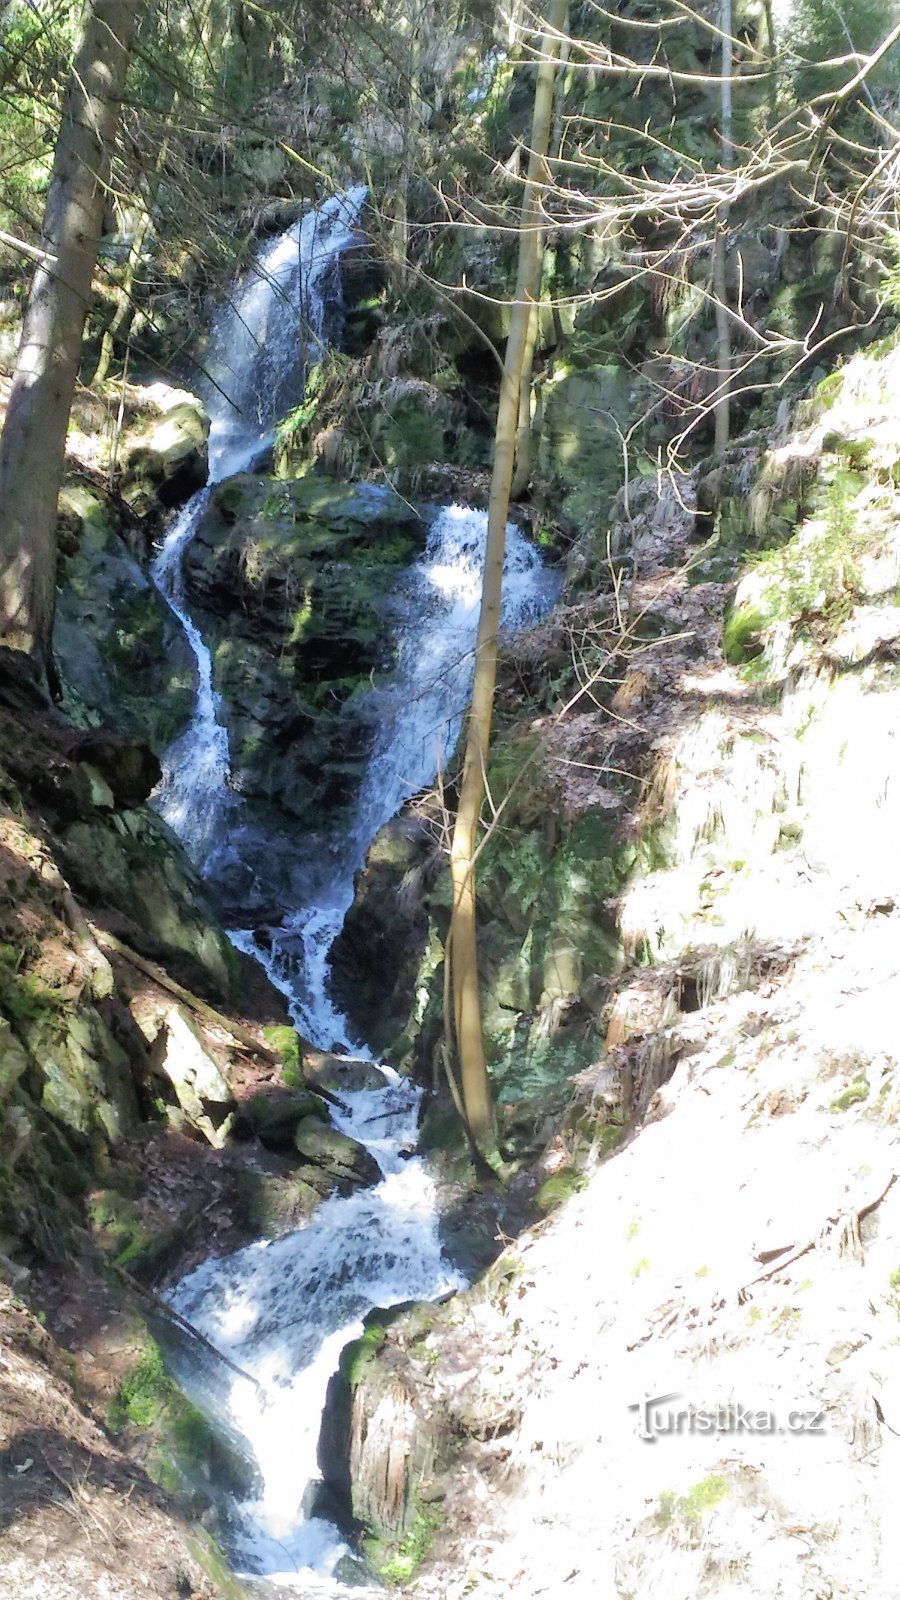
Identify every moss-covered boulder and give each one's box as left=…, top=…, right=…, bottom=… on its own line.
left=58, top=808, right=236, bottom=1000
left=243, top=1087, right=329, bottom=1149
left=293, top=1117, right=380, bottom=1190
left=54, top=480, right=194, bottom=751
left=329, top=816, right=435, bottom=1054
left=182, top=475, right=426, bottom=837
left=536, top=361, right=633, bottom=530
left=115, top=384, right=210, bottom=517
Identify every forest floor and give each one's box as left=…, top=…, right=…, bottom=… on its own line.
left=404, top=910, right=900, bottom=1600
left=0, top=1284, right=224, bottom=1600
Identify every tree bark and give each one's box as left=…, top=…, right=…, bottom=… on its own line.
left=509, top=287, right=541, bottom=499
left=448, top=0, right=567, bottom=1153
left=713, top=0, right=733, bottom=459
left=0, top=0, right=139, bottom=675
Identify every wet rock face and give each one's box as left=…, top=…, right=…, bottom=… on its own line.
left=329, top=815, right=436, bottom=1056
left=116, top=385, right=210, bottom=518
left=54, top=481, right=194, bottom=752
left=182, top=474, right=426, bottom=836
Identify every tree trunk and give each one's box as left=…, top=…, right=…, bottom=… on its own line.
left=448, top=0, right=568, bottom=1153
left=0, top=0, right=139, bottom=675
left=509, top=287, right=541, bottom=499
left=713, top=0, right=733, bottom=460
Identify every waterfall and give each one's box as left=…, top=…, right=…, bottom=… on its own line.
left=151, top=186, right=369, bottom=868
left=150, top=188, right=559, bottom=1591
left=243, top=502, right=559, bottom=1052
left=170, top=1075, right=464, bottom=1583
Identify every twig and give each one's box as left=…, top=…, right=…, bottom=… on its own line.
left=740, top=1173, right=897, bottom=1299
left=90, top=924, right=283, bottom=1060
left=114, top=1263, right=267, bottom=1399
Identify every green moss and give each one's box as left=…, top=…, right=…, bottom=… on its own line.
left=377, top=1507, right=444, bottom=1585
left=535, top=1168, right=585, bottom=1213
left=724, top=603, right=766, bottom=665
left=341, top=1321, right=387, bottom=1389
left=113, top=1338, right=170, bottom=1429
left=679, top=1474, right=729, bottom=1520
left=0, top=957, right=61, bottom=1023
left=593, top=1123, right=626, bottom=1158
left=185, top=1528, right=249, bottom=1600
left=829, top=1077, right=869, bottom=1112
left=263, top=1024, right=303, bottom=1073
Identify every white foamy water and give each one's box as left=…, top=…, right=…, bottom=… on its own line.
left=170, top=1072, right=464, bottom=1585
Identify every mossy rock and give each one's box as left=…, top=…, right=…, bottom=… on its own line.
left=292, top=1117, right=380, bottom=1187
left=111, top=1335, right=255, bottom=1506
left=243, top=1088, right=328, bottom=1149
left=179, top=475, right=428, bottom=847
left=535, top=1167, right=584, bottom=1214
left=55, top=485, right=194, bottom=751
left=536, top=361, right=633, bottom=530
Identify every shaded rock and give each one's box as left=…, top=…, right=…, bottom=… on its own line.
left=0, top=1019, right=29, bottom=1100
left=536, top=361, right=633, bottom=531
left=117, top=384, right=210, bottom=516
left=331, top=1552, right=378, bottom=1589
left=0, top=646, right=49, bottom=713
left=181, top=475, right=426, bottom=841
left=58, top=808, right=235, bottom=1001
left=293, top=1117, right=380, bottom=1188
left=66, top=733, right=161, bottom=808
left=243, top=1088, right=328, bottom=1150
left=330, top=817, right=434, bottom=1055
left=54, top=480, right=194, bottom=751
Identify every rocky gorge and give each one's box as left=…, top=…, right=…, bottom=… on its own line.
left=2, top=3, right=900, bottom=1598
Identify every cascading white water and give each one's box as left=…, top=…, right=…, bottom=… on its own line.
left=249, top=503, right=559, bottom=1052
left=170, top=1077, right=464, bottom=1584
left=151, top=189, right=559, bottom=1591
left=151, top=187, right=369, bottom=869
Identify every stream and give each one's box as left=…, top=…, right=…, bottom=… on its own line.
left=149, top=188, right=557, bottom=1590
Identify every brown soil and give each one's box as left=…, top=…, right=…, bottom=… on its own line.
left=0, top=1285, right=217, bottom=1600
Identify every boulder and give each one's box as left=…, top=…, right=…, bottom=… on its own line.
left=181, top=475, right=426, bottom=842
left=293, top=1117, right=380, bottom=1189
left=243, top=1088, right=328, bottom=1150
left=66, top=733, right=161, bottom=809
left=117, top=384, right=210, bottom=516
left=59, top=808, right=235, bottom=1001
left=304, top=1051, right=388, bottom=1095
left=142, top=1003, right=235, bottom=1149
left=329, top=816, right=434, bottom=1054
left=54, top=481, right=194, bottom=751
